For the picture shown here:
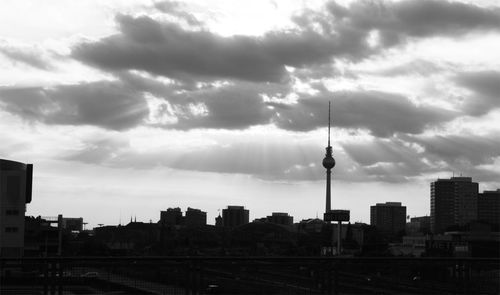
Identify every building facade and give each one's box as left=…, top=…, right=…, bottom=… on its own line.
left=478, top=189, right=500, bottom=228
left=222, top=206, right=249, bottom=228
left=370, top=202, right=406, bottom=238
left=431, top=177, right=478, bottom=234
left=0, top=159, right=33, bottom=257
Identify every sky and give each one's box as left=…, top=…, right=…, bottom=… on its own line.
left=1, top=0, right=499, bottom=228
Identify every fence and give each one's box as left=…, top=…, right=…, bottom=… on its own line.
left=1, top=257, right=498, bottom=294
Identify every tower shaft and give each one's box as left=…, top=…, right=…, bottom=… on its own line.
left=326, top=169, right=331, bottom=212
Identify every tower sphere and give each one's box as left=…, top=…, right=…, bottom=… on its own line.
left=322, top=156, right=335, bottom=169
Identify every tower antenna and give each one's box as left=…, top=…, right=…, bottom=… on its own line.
left=328, top=101, right=331, bottom=147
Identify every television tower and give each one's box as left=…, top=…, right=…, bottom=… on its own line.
left=322, top=101, right=335, bottom=213
left=321, top=101, right=349, bottom=256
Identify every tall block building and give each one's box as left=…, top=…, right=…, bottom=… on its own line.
left=478, top=189, right=500, bottom=228
left=222, top=206, right=249, bottom=228
left=185, top=207, right=207, bottom=227
left=0, top=159, right=33, bottom=257
left=370, top=202, right=406, bottom=238
left=431, top=177, right=478, bottom=234
left=160, top=207, right=183, bottom=226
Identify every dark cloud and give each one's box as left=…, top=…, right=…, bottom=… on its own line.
left=390, top=0, right=500, bottom=36
left=342, top=137, right=428, bottom=182
left=5, top=1, right=496, bottom=135
left=0, top=72, right=460, bottom=135
left=272, top=90, right=459, bottom=137
left=327, top=0, right=500, bottom=47
left=159, top=82, right=284, bottom=130
left=341, top=131, right=500, bottom=184
left=72, top=14, right=371, bottom=83
left=73, top=15, right=285, bottom=83
left=70, top=1, right=500, bottom=86
left=455, top=71, right=500, bottom=116
left=126, top=75, right=457, bottom=136
left=410, top=132, right=500, bottom=184
left=0, top=45, right=52, bottom=70
left=114, top=71, right=286, bottom=130
left=0, top=81, right=149, bottom=130
left=409, top=133, right=500, bottom=167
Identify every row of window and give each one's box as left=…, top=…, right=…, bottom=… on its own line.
left=3, top=207, right=20, bottom=234
left=5, top=227, right=19, bottom=233
left=6, top=209, right=20, bottom=216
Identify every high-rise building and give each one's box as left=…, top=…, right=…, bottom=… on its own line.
left=160, top=207, right=183, bottom=226
left=370, top=202, right=406, bottom=238
left=185, top=207, right=207, bottom=227
left=431, top=177, right=478, bottom=234
left=0, top=159, right=33, bottom=257
left=478, top=189, right=500, bottom=227
left=222, top=206, right=249, bottom=228
left=266, top=212, right=293, bottom=226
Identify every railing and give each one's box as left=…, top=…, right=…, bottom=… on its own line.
left=40, top=216, right=59, bottom=223
left=1, top=257, right=498, bottom=294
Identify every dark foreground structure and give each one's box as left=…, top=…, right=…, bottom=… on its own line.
left=1, top=256, right=498, bottom=294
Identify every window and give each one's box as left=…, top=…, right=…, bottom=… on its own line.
left=6, top=209, right=19, bottom=216
left=5, top=227, right=19, bottom=233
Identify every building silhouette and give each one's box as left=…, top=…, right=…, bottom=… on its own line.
left=24, top=216, right=60, bottom=257
left=431, top=177, right=478, bottom=233
left=406, top=216, right=431, bottom=236
left=0, top=159, right=33, bottom=257
left=62, top=217, right=84, bottom=232
left=478, top=189, right=500, bottom=228
left=370, top=202, right=406, bottom=239
left=160, top=207, right=183, bottom=227
left=266, top=212, right=293, bottom=226
left=185, top=207, right=207, bottom=227
left=215, top=213, right=223, bottom=227
left=222, top=206, right=249, bottom=228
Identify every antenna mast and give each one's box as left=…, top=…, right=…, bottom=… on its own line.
left=328, top=101, right=331, bottom=147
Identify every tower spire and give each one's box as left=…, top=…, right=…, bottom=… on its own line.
left=328, top=101, right=331, bottom=147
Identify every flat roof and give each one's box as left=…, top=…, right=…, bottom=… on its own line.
left=0, top=159, right=29, bottom=170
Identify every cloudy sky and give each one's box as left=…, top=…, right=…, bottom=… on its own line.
left=1, top=0, right=499, bottom=227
